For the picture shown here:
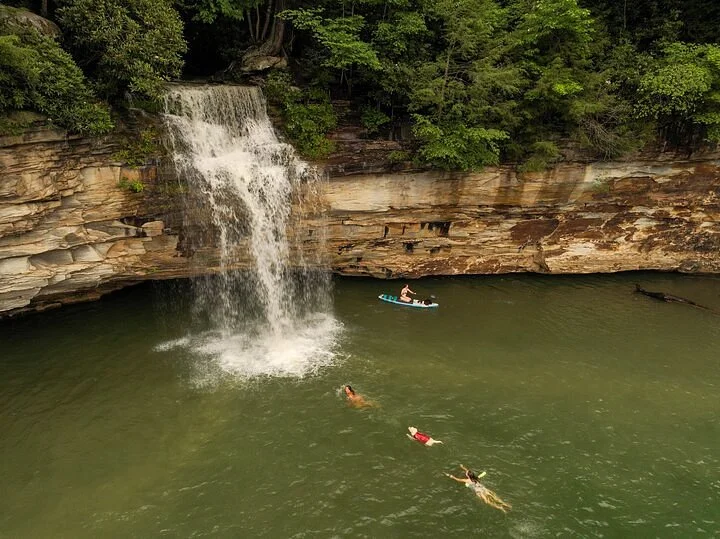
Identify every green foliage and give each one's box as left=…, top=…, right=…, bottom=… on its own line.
left=113, top=128, right=160, bottom=166
left=636, top=42, right=720, bottom=140
left=410, top=0, right=504, bottom=121
left=264, top=70, right=301, bottom=104
left=0, top=110, right=40, bottom=135
left=412, top=115, right=508, bottom=170
left=264, top=70, right=337, bottom=159
left=182, top=0, right=259, bottom=23
left=171, top=0, right=720, bottom=164
left=13, top=0, right=711, bottom=166
left=373, top=11, right=428, bottom=58
left=591, top=176, right=612, bottom=194
left=518, top=141, right=562, bottom=172
left=514, top=0, right=594, bottom=48
left=360, top=107, right=389, bottom=136
left=283, top=102, right=336, bottom=158
left=57, top=0, right=186, bottom=100
left=386, top=150, right=411, bottom=164
left=0, top=28, right=113, bottom=135
left=280, top=8, right=381, bottom=72
left=117, top=176, right=145, bottom=193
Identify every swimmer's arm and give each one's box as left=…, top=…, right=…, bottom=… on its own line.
left=445, top=473, right=466, bottom=483
left=459, top=464, right=486, bottom=478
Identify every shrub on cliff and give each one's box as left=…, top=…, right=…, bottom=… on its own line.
left=264, top=70, right=337, bottom=159
left=637, top=42, right=720, bottom=143
left=56, top=0, right=186, bottom=100
left=0, top=25, right=113, bottom=135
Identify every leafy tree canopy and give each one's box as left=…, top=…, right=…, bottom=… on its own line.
left=5, top=0, right=720, bottom=164
left=0, top=17, right=112, bottom=134
left=637, top=42, right=720, bottom=141
left=280, top=8, right=381, bottom=72
left=56, top=0, right=186, bottom=99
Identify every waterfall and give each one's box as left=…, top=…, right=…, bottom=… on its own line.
left=161, top=84, right=340, bottom=379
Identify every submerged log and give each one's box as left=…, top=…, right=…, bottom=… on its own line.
left=634, top=284, right=719, bottom=315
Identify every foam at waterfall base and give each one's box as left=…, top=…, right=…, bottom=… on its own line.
left=156, top=312, right=342, bottom=381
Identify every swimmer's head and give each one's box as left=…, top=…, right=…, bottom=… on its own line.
left=466, top=469, right=479, bottom=482
left=408, top=427, right=418, bottom=436
left=344, top=385, right=355, bottom=397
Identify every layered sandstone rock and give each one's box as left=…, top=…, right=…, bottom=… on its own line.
left=1, top=125, right=719, bottom=317
left=0, top=128, right=187, bottom=316
left=322, top=159, right=720, bottom=278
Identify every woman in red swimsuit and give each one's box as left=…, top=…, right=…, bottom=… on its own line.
left=407, top=426, right=443, bottom=446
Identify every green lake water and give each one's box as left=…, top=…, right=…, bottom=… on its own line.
left=1, top=273, right=719, bottom=537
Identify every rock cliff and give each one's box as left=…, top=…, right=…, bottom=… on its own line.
left=1, top=126, right=719, bottom=317
left=324, top=158, right=720, bottom=278
left=0, top=128, right=185, bottom=316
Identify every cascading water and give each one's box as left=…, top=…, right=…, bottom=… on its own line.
left=160, top=84, right=340, bottom=379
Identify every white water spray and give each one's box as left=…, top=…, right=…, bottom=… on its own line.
left=161, top=84, right=340, bottom=378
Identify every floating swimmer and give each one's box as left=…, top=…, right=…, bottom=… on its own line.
left=343, top=385, right=372, bottom=408
left=407, top=426, right=444, bottom=446
left=445, top=464, right=512, bottom=513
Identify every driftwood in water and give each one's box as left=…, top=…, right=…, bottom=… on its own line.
left=634, top=284, right=719, bottom=315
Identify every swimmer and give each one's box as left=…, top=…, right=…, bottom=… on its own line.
left=445, top=464, right=512, bottom=513
left=407, top=426, right=444, bottom=446
left=343, top=385, right=372, bottom=408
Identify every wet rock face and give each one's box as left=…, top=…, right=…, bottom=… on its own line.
left=1, top=126, right=719, bottom=317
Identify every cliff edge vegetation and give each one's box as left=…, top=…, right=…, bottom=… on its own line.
left=2, top=0, right=720, bottom=170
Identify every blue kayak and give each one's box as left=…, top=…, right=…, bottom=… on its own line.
left=378, top=294, right=439, bottom=308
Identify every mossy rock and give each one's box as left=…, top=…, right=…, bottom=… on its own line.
left=0, top=5, right=61, bottom=38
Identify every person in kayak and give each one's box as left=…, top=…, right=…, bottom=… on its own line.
left=343, top=385, right=372, bottom=408
left=407, top=426, right=443, bottom=446
left=445, top=464, right=512, bottom=513
left=400, top=284, right=416, bottom=303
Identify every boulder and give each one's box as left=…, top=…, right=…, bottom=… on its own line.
left=241, top=55, right=288, bottom=73
left=0, top=6, right=61, bottom=38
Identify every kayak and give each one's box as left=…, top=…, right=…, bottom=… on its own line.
left=378, top=294, right=439, bottom=308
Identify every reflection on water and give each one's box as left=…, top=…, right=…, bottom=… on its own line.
left=0, top=273, right=718, bottom=537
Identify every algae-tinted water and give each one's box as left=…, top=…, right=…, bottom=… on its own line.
left=1, top=274, right=718, bottom=537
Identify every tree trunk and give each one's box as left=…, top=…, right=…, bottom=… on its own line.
left=268, top=0, right=286, bottom=54
left=41, top=0, right=48, bottom=17
left=239, top=0, right=286, bottom=71
left=246, top=9, right=256, bottom=42
left=438, top=44, right=454, bottom=119
left=255, top=5, right=261, bottom=43
left=261, top=0, right=274, bottom=42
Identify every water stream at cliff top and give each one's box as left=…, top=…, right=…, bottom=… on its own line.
left=162, top=85, right=339, bottom=379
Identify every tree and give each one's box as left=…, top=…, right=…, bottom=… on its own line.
left=402, top=0, right=514, bottom=168
left=56, top=0, right=186, bottom=99
left=0, top=28, right=112, bottom=134
left=181, top=0, right=288, bottom=65
left=279, top=7, right=380, bottom=95
left=412, top=114, right=508, bottom=170
left=637, top=42, right=720, bottom=142
left=411, top=0, right=504, bottom=121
